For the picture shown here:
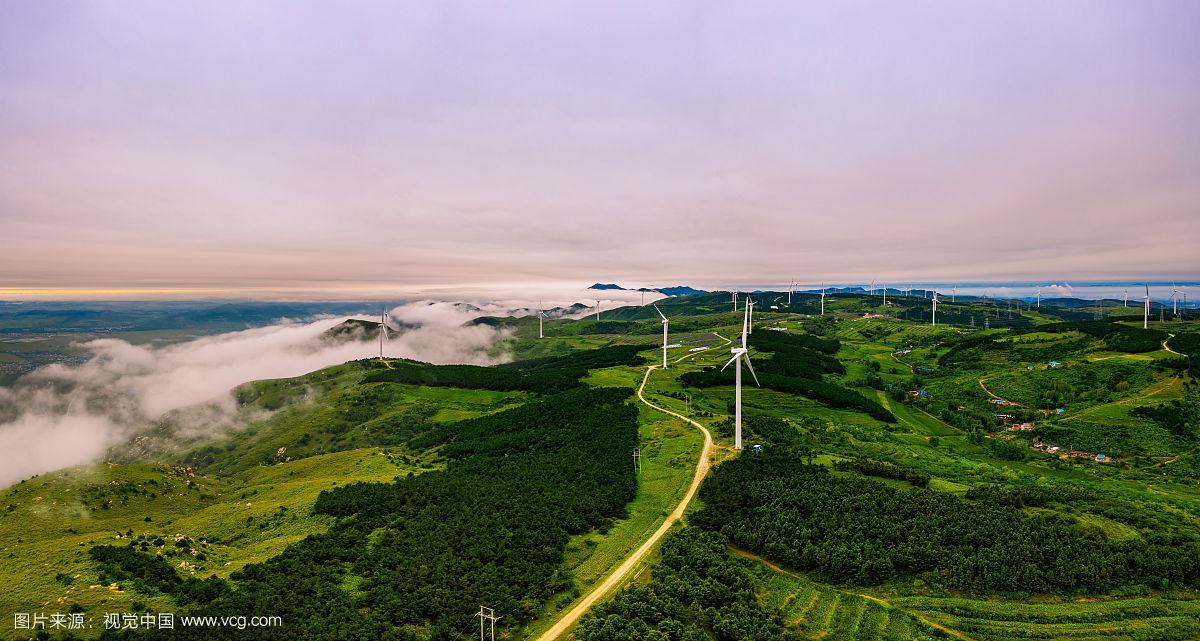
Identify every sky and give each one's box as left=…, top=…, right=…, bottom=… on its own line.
left=1, top=1, right=1198, bottom=300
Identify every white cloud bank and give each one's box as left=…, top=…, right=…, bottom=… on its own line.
left=0, top=301, right=512, bottom=488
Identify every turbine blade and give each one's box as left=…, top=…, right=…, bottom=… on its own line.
left=743, top=354, right=760, bottom=386
left=720, top=354, right=739, bottom=372
left=653, top=304, right=667, bottom=321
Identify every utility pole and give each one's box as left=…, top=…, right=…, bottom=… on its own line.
left=477, top=606, right=501, bottom=641
left=632, top=448, right=641, bottom=474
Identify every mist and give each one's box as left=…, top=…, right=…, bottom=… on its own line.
left=0, top=300, right=516, bottom=488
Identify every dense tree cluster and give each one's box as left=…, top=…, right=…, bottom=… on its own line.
left=833, top=457, right=930, bottom=487
left=1133, top=391, right=1200, bottom=439
left=574, top=528, right=797, bottom=641
left=692, top=449, right=1200, bottom=593
left=1037, top=320, right=1168, bottom=353
left=102, top=386, right=639, bottom=640
left=360, top=344, right=647, bottom=393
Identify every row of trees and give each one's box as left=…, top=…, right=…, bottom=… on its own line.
left=359, top=344, right=647, bottom=393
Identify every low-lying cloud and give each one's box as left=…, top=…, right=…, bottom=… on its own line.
left=0, top=301, right=514, bottom=488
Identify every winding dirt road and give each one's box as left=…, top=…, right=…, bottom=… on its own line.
left=978, top=376, right=1022, bottom=406
left=1163, top=333, right=1180, bottom=355
left=533, top=364, right=714, bottom=641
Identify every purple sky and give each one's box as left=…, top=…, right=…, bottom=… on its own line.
left=1, top=1, right=1198, bottom=298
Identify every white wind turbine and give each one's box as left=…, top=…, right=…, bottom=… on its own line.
left=720, top=302, right=759, bottom=450
left=931, top=291, right=939, bottom=326
left=820, top=286, right=826, bottom=316
left=787, top=281, right=795, bottom=307
left=731, top=291, right=738, bottom=312
left=1172, top=284, right=1181, bottom=315
left=1143, top=285, right=1150, bottom=329
left=1123, top=288, right=1128, bottom=307
left=378, top=307, right=390, bottom=360
left=538, top=300, right=546, bottom=339
left=951, top=285, right=958, bottom=302
left=595, top=300, right=601, bottom=320
left=654, top=304, right=670, bottom=369
left=747, top=297, right=755, bottom=333
left=1036, top=286, right=1042, bottom=309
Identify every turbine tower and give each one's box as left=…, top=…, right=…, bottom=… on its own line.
left=654, top=304, right=670, bottom=369
left=747, top=298, right=754, bottom=334
left=1123, top=288, right=1128, bottom=307
left=595, top=300, right=601, bottom=321
left=1036, top=286, right=1042, bottom=309
left=720, top=303, right=759, bottom=450
left=820, top=286, right=826, bottom=316
left=931, top=291, right=939, bottom=326
left=951, top=285, right=958, bottom=303
left=731, top=291, right=737, bottom=312
left=1172, top=284, right=1181, bottom=315
left=537, top=301, right=546, bottom=339
left=1143, top=285, right=1150, bottom=329
left=378, top=307, right=389, bottom=360
left=787, top=281, right=794, bottom=307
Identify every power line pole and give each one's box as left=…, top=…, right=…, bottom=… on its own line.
left=632, top=448, right=641, bottom=474
left=477, top=606, right=500, bottom=641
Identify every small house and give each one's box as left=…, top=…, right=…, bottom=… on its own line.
left=1048, top=361, right=1062, bottom=368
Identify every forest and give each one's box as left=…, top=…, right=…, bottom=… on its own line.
left=692, top=448, right=1200, bottom=593
left=360, top=344, right=646, bottom=393
left=574, top=528, right=797, bottom=641
left=97, top=385, right=640, bottom=640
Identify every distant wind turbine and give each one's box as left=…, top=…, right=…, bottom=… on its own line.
left=595, top=300, right=601, bottom=321
left=820, top=286, right=826, bottom=316
left=951, top=285, right=958, bottom=303
left=1036, top=286, right=1042, bottom=309
left=1123, top=288, right=1128, bottom=307
left=1143, top=285, right=1150, bottom=329
left=538, top=300, right=546, bottom=339
left=731, top=291, right=737, bottom=312
left=720, top=302, right=759, bottom=450
left=931, top=291, right=939, bottom=327
left=1172, top=284, right=1181, bottom=315
left=747, top=298, right=754, bottom=334
left=378, top=307, right=389, bottom=360
left=654, top=304, right=670, bottom=369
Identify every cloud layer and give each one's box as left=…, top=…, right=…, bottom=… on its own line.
left=0, top=302, right=512, bottom=487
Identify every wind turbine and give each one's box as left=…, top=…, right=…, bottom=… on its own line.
left=1123, top=288, right=1128, bottom=307
left=747, top=298, right=755, bottom=334
left=538, top=300, right=546, bottom=339
left=951, top=285, right=958, bottom=303
left=1143, top=285, right=1150, bottom=329
left=378, top=307, right=390, bottom=360
left=1172, top=284, right=1181, bottom=315
left=595, top=300, right=601, bottom=321
left=820, top=286, right=826, bottom=316
left=720, top=303, right=759, bottom=450
left=1036, top=286, right=1042, bottom=309
left=931, top=291, right=939, bottom=326
left=787, top=281, right=795, bottom=307
left=654, top=304, right=670, bottom=369
left=731, top=291, right=737, bottom=312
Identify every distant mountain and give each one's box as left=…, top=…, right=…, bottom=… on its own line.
left=586, top=284, right=706, bottom=296
left=654, top=285, right=705, bottom=296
